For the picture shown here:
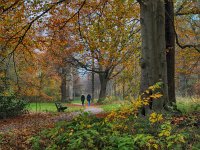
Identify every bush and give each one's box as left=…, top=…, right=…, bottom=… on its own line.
left=0, top=95, right=28, bottom=119
left=29, top=110, right=190, bottom=150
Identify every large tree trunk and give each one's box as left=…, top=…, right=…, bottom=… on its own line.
left=139, top=0, right=169, bottom=114
left=60, top=65, right=73, bottom=102
left=98, top=73, right=108, bottom=103
left=165, top=0, right=176, bottom=105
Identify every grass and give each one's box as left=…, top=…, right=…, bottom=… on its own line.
left=100, top=103, right=122, bottom=112
left=27, top=102, right=83, bottom=112
left=99, top=96, right=200, bottom=113
left=26, top=96, right=200, bottom=113
left=176, top=96, right=200, bottom=113
left=27, top=99, right=121, bottom=113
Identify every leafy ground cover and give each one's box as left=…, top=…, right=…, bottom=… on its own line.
left=0, top=105, right=103, bottom=149
left=0, top=97, right=199, bottom=149
left=28, top=106, right=200, bottom=149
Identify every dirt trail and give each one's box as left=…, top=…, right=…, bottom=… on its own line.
left=0, top=105, right=103, bottom=133
left=73, top=103, right=104, bottom=114
left=84, top=107, right=103, bottom=114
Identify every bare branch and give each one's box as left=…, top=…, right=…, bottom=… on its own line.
left=165, top=7, right=200, bottom=53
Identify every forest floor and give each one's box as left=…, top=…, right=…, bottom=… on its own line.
left=0, top=103, right=200, bottom=149
left=0, top=104, right=103, bottom=133
left=0, top=104, right=104, bottom=149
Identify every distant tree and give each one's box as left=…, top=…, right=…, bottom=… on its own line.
left=72, top=0, right=140, bottom=102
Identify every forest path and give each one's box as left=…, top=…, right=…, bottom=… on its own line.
left=0, top=105, right=104, bottom=134
left=84, top=106, right=104, bottom=114
left=72, top=103, right=104, bottom=114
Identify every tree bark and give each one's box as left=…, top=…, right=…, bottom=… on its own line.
left=66, top=66, right=73, bottom=101
left=139, top=0, right=169, bottom=114
left=179, top=72, right=188, bottom=97
left=61, top=70, right=67, bottom=102
left=165, top=0, right=176, bottom=105
left=92, top=51, right=95, bottom=102
left=60, top=65, right=73, bottom=102
left=98, top=73, right=108, bottom=103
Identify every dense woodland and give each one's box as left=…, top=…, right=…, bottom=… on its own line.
left=0, top=0, right=200, bottom=149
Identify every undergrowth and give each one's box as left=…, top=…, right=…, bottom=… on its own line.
left=28, top=85, right=200, bottom=150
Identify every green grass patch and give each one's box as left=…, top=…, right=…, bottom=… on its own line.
left=100, top=103, right=121, bottom=112
left=176, top=97, right=200, bottom=113
left=27, top=102, right=83, bottom=112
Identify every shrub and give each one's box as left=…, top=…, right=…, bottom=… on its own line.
left=0, top=95, right=28, bottom=119
left=30, top=110, right=189, bottom=149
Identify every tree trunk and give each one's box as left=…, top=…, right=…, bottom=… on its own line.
left=60, top=65, right=73, bottom=102
left=61, top=71, right=67, bottom=102
left=92, top=52, right=95, bottom=102
left=66, top=66, right=73, bottom=101
left=179, top=72, right=188, bottom=97
left=139, top=0, right=169, bottom=114
left=122, top=78, right=125, bottom=99
left=98, top=73, right=108, bottom=103
left=165, top=0, right=176, bottom=105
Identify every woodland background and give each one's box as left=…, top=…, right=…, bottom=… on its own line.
left=0, top=0, right=200, bottom=149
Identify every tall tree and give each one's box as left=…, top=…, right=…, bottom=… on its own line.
left=73, top=0, right=140, bottom=102
left=165, top=0, right=176, bottom=105
left=60, top=64, right=74, bottom=102
left=138, top=0, right=169, bottom=114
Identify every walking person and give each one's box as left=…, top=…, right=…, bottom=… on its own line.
left=81, top=95, right=85, bottom=106
left=87, top=94, right=91, bottom=106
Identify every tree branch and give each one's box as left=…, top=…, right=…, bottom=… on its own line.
left=59, top=0, right=86, bottom=30
left=67, top=56, right=106, bottom=74
left=0, top=0, right=20, bottom=15
left=175, top=1, right=187, bottom=15
left=175, top=32, right=200, bottom=52
left=165, top=8, right=200, bottom=53
left=1, top=0, right=83, bottom=63
left=176, top=9, right=200, bottom=16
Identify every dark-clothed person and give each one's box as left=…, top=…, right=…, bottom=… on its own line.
left=81, top=95, right=85, bottom=106
left=87, top=94, right=91, bottom=106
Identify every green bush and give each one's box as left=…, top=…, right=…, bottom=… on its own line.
left=0, top=95, right=28, bottom=119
